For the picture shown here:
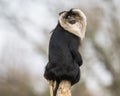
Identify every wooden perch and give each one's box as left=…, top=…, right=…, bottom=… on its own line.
left=48, top=80, right=71, bottom=96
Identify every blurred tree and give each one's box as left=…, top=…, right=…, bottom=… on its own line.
left=0, top=68, right=36, bottom=96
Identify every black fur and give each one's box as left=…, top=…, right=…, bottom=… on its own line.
left=44, top=23, right=83, bottom=86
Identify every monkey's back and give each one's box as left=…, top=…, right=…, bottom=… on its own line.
left=44, top=24, right=80, bottom=84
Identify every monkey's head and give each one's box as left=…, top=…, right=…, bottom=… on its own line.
left=59, top=8, right=87, bottom=40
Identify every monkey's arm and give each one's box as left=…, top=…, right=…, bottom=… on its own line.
left=70, top=45, right=83, bottom=66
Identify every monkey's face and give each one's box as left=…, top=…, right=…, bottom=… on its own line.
left=59, top=8, right=87, bottom=40
left=61, top=9, right=82, bottom=24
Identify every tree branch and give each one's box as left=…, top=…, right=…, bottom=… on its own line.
left=48, top=80, right=71, bottom=96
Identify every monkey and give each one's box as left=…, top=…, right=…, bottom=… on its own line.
left=44, top=8, right=87, bottom=96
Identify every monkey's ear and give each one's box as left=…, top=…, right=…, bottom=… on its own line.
left=59, top=11, right=67, bottom=16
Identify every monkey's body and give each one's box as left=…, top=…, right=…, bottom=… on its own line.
left=44, top=23, right=82, bottom=85
left=44, top=8, right=87, bottom=96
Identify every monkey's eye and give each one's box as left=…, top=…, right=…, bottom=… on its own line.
left=67, top=15, right=75, bottom=19
left=66, top=15, right=71, bottom=19
left=71, top=13, right=76, bottom=17
left=68, top=15, right=71, bottom=18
